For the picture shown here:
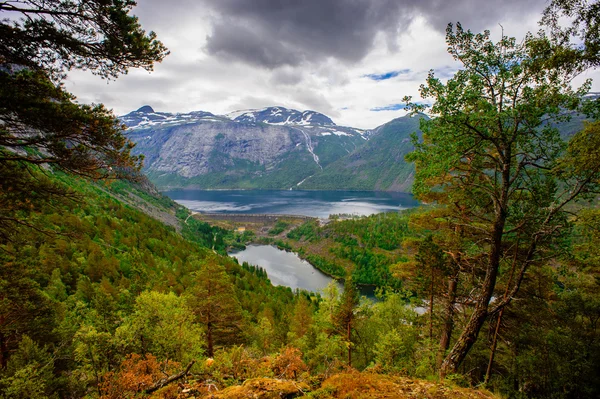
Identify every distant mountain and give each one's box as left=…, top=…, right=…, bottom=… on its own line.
left=122, top=103, right=592, bottom=192
left=120, top=105, right=219, bottom=129
left=300, top=114, right=424, bottom=191
left=122, top=106, right=367, bottom=190
left=225, top=106, right=335, bottom=126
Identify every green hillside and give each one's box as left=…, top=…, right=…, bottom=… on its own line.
left=0, top=172, right=308, bottom=396
left=301, top=115, right=424, bottom=191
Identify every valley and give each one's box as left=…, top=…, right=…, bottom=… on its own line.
left=4, top=1, right=600, bottom=398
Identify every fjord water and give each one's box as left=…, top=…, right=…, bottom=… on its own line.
left=164, top=189, right=418, bottom=218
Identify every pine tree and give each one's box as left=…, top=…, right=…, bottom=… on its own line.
left=406, top=23, right=600, bottom=376
left=0, top=0, right=168, bottom=239
left=186, top=255, right=245, bottom=357
left=333, top=276, right=359, bottom=367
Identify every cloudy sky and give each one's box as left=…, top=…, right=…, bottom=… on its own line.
left=65, top=0, right=600, bottom=129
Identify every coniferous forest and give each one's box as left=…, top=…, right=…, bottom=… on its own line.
left=2, top=1, right=600, bottom=398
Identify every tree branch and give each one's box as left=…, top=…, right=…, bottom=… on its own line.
left=144, top=360, right=195, bottom=394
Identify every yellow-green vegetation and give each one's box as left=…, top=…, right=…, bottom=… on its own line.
left=282, top=213, right=414, bottom=287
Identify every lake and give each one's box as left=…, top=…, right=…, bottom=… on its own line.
left=230, top=245, right=424, bottom=310
left=229, top=245, right=340, bottom=292
left=230, top=245, right=381, bottom=298
left=164, top=189, right=418, bottom=218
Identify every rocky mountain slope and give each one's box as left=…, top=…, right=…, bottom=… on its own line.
left=123, top=106, right=368, bottom=190
left=123, top=105, right=589, bottom=192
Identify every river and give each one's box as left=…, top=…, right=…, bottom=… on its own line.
left=164, top=189, right=418, bottom=218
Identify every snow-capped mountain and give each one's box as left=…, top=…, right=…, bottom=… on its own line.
left=121, top=105, right=368, bottom=190
left=224, top=106, right=335, bottom=126
left=120, top=105, right=221, bottom=129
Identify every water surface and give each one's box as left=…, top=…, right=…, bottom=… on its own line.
left=164, top=189, right=418, bottom=218
left=230, top=245, right=339, bottom=292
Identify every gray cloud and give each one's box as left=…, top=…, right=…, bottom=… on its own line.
left=269, top=67, right=305, bottom=86
left=420, top=0, right=547, bottom=32
left=205, top=21, right=304, bottom=68
left=203, top=0, right=413, bottom=68
left=63, top=0, right=560, bottom=129
left=292, top=89, right=339, bottom=117
left=201, top=0, right=547, bottom=69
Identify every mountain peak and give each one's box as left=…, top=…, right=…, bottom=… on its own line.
left=136, top=105, right=154, bottom=113
left=225, top=106, right=335, bottom=126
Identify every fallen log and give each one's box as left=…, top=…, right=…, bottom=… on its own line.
left=145, top=360, right=196, bottom=394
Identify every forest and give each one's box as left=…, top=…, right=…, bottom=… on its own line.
left=2, top=0, right=600, bottom=398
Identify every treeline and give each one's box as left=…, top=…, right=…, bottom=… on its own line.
left=3, top=172, right=469, bottom=398
left=2, top=171, right=599, bottom=398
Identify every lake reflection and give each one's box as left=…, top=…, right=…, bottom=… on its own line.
left=230, top=245, right=340, bottom=292
left=164, top=189, right=418, bottom=218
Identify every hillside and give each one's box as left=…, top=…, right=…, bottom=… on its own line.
left=121, top=106, right=424, bottom=192
left=123, top=106, right=589, bottom=192
left=301, top=114, right=424, bottom=191
left=0, top=169, right=506, bottom=399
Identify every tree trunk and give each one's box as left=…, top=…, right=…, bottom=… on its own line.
left=484, top=308, right=504, bottom=383
left=440, top=215, right=505, bottom=377
left=485, top=239, right=518, bottom=383
left=207, top=321, right=214, bottom=358
left=429, top=269, right=435, bottom=340
left=437, top=273, right=458, bottom=369
left=347, top=321, right=352, bottom=367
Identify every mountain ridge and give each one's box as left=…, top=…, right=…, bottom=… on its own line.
left=122, top=104, right=589, bottom=192
left=122, top=105, right=375, bottom=190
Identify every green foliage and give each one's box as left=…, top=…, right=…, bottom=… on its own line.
left=0, top=0, right=168, bottom=80
left=0, top=172, right=303, bottom=395
left=329, top=212, right=411, bottom=251
left=1, top=0, right=167, bottom=239
left=287, top=221, right=319, bottom=241
left=368, top=293, right=423, bottom=374
left=115, top=291, right=203, bottom=363
left=405, top=21, right=600, bottom=377
left=1, top=336, right=56, bottom=399
left=268, top=220, right=290, bottom=236
left=180, top=214, right=228, bottom=253
left=186, top=256, right=245, bottom=357
left=541, top=0, right=600, bottom=70
left=302, top=115, right=423, bottom=191
left=285, top=214, right=411, bottom=286
left=305, top=254, right=346, bottom=279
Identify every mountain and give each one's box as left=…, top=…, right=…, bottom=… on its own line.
left=123, top=106, right=367, bottom=190
left=123, top=104, right=590, bottom=192
left=300, top=114, right=424, bottom=191
left=226, top=106, right=335, bottom=126
left=120, top=105, right=218, bottom=129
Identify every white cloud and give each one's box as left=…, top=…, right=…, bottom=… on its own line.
left=63, top=0, right=600, bottom=130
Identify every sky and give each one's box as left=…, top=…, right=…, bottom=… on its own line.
left=64, top=0, right=600, bottom=129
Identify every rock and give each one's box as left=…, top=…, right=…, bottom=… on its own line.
left=212, top=378, right=308, bottom=399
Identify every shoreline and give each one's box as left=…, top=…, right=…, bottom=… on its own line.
left=161, top=187, right=413, bottom=194
left=229, top=243, right=380, bottom=296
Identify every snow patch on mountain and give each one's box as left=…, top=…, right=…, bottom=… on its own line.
left=120, top=106, right=218, bottom=130
left=223, top=106, right=335, bottom=126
